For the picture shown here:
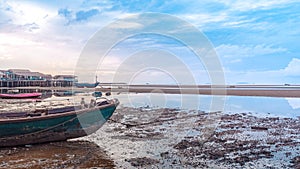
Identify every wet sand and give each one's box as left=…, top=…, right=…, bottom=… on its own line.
left=85, top=107, right=300, bottom=168
left=1, top=106, right=300, bottom=168
left=0, top=141, right=115, bottom=169
left=107, top=86, right=300, bottom=98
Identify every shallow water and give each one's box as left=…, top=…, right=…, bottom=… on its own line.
left=1, top=91, right=300, bottom=168
left=112, top=93, right=300, bottom=118
left=2, top=90, right=299, bottom=118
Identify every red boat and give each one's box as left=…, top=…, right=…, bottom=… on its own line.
left=0, top=93, right=42, bottom=99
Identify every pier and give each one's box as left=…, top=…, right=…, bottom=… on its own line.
left=0, top=79, right=75, bottom=88
left=0, top=80, right=51, bottom=87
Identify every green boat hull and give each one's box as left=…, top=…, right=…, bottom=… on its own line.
left=0, top=99, right=118, bottom=147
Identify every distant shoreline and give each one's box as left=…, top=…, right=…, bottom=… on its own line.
left=2, top=85, right=300, bottom=98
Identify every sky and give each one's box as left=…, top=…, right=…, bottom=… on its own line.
left=0, top=0, right=300, bottom=84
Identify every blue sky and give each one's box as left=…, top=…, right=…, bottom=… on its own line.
left=0, top=0, right=300, bottom=84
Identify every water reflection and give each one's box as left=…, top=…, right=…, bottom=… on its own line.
left=0, top=89, right=90, bottom=101
left=1, top=89, right=299, bottom=118
left=286, top=98, right=300, bottom=109
left=114, top=93, right=300, bottom=118
left=225, top=96, right=300, bottom=118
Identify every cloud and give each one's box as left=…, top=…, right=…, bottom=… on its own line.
left=4, top=1, right=56, bottom=26
left=58, top=8, right=100, bottom=23
left=223, top=57, right=300, bottom=84
left=0, top=1, right=129, bottom=77
left=0, top=46, right=12, bottom=60
left=175, top=0, right=299, bottom=31
left=219, top=0, right=298, bottom=11
left=216, top=44, right=287, bottom=58
left=221, top=17, right=259, bottom=28
left=110, top=20, right=144, bottom=29
left=97, top=56, right=123, bottom=71
left=0, top=0, right=299, bottom=85
left=0, top=39, right=79, bottom=75
left=0, top=56, right=12, bottom=60
left=282, top=58, right=300, bottom=76
left=181, top=13, right=228, bottom=26
left=23, top=22, right=40, bottom=32
left=0, top=33, right=42, bottom=46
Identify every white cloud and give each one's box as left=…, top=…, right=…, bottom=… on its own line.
left=282, top=58, right=300, bottom=76
left=180, top=12, right=228, bottom=28
left=0, top=33, right=42, bottom=46
left=0, top=45, right=12, bottom=60
left=177, top=0, right=298, bottom=30
left=182, top=13, right=228, bottom=23
left=219, top=0, right=298, bottom=11
left=0, top=0, right=298, bottom=85
left=216, top=44, right=287, bottom=58
left=97, top=56, right=123, bottom=71
left=110, top=20, right=144, bottom=29
left=221, top=17, right=261, bottom=28
left=0, top=1, right=130, bottom=77
left=223, top=58, right=300, bottom=84
left=0, top=56, right=12, bottom=60
left=5, top=1, right=56, bottom=29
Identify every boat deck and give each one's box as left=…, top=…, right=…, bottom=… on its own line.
left=0, top=97, right=109, bottom=119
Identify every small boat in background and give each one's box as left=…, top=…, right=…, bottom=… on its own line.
left=0, top=98, right=119, bottom=147
left=0, top=93, right=42, bottom=99
left=75, top=82, right=100, bottom=88
left=7, top=89, right=19, bottom=94
left=53, top=91, right=76, bottom=97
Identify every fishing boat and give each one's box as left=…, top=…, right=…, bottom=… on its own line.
left=0, top=98, right=119, bottom=147
left=0, top=92, right=42, bottom=99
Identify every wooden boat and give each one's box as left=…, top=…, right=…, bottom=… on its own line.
left=0, top=92, right=42, bottom=99
left=0, top=98, right=119, bottom=147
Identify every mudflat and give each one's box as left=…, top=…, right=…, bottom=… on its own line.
left=1, top=106, right=299, bottom=168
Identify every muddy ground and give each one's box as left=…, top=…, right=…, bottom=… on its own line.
left=1, top=106, right=300, bottom=168
left=0, top=141, right=115, bottom=169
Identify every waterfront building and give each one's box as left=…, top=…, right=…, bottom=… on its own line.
left=53, top=75, right=78, bottom=87
left=0, top=69, right=77, bottom=87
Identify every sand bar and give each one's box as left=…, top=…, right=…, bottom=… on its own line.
left=8, top=84, right=300, bottom=98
